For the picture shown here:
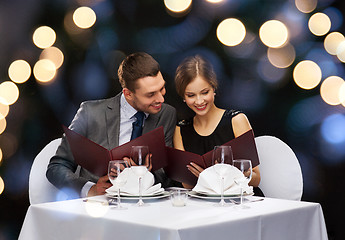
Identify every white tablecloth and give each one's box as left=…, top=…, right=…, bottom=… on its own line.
left=19, top=196, right=328, bottom=240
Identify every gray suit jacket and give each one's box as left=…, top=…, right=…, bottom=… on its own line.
left=46, top=93, right=177, bottom=196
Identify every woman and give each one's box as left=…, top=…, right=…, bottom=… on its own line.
left=173, top=55, right=263, bottom=195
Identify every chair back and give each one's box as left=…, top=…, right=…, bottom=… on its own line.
left=29, top=138, right=68, bottom=204
left=255, top=136, right=303, bottom=201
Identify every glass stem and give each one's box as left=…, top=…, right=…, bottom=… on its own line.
left=138, top=176, right=143, bottom=206
left=240, top=186, right=243, bottom=205
left=117, top=188, right=121, bottom=208
left=220, top=177, right=225, bottom=206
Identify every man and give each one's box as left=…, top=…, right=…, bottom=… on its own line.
left=46, top=52, right=178, bottom=198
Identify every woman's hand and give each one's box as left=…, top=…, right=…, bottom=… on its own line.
left=187, top=162, right=204, bottom=177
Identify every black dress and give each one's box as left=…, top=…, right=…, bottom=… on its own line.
left=178, top=109, right=264, bottom=197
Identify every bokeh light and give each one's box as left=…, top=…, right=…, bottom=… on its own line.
left=0, top=117, right=6, bottom=134
left=295, top=0, right=317, bottom=13
left=324, top=32, right=345, bottom=55
left=84, top=201, right=109, bottom=217
left=40, top=47, right=64, bottom=69
left=293, top=60, right=322, bottom=89
left=308, top=12, right=331, bottom=36
left=217, top=18, right=246, bottom=46
left=8, top=60, right=31, bottom=84
left=321, top=113, right=345, bottom=144
left=257, top=55, right=286, bottom=84
left=0, top=177, right=4, bottom=195
left=73, top=6, right=97, bottom=29
left=336, top=41, right=345, bottom=63
left=267, top=43, right=296, bottom=68
left=0, top=148, right=2, bottom=163
left=206, top=0, right=224, bottom=3
left=320, top=76, right=345, bottom=105
left=339, top=82, right=345, bottom=106
left=164, top=0, right=192, bottom=13
left=0, top=102, right=9, bottom=118
left=33, top=59, right=57, bottom=83
left=33, top=26, right=56, bottom=49
left=0, top=81, right=19, bottom=105
left=259, top=20, right=289, bottom=48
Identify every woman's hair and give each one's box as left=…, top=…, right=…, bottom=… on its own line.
left=118, top=52, right=160, bottom=92
left=175, top=55, right=218, bottom=98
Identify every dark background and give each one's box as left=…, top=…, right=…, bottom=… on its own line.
left=1, top=0, right=345, bottom=239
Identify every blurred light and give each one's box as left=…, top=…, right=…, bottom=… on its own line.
left=0, top=102, right=9, bottom=118
left=320, top=76, right=345, bottom=105
left=293, top=60, right=322, bottom=89
left=305, top=46, right=339, bottom=78
left=308, top=12, right=331, bottom=36
left=324, top=32, right=345, bottom=55
left=33, top=26, right=56, bottom=49
left=206, top=0, right=223, bottom=2
left=321, top=113, right=345, bottom=144
left=217, top=18, right=246, bottom=46
left=225, top=31, right=256, bottom=58
left=295, top=0, right=317, bottom=13
left=33, top=59, right=57, bottom=83
left=64, top=11, right=84, bottom=35
left=164, top=0, right=192, bottom=13
left=40, top=47, right=64, bottom=69
left=0, top=148, right=2, bottom=163
left=84, top=200, right=109, bottom=217
left=259, top=20, right=289, bottom=48
left=73, top=6, right=96, bottom=29
left=0, top=117, right=6, bottom=134
left=339, top=82, right=345, bottom=107
left=336, top=41, right=345, bottom=62
left=0, top=177, right=4, bottom=195
left=0, top=81, right=19, bottom=105
left=257, top=55, right=286, bottom=84
left=8, top=60, right=31, bottom=84
left=267, top=43, right=296, bottom=68
left=324, top=7, right=343, bottom=31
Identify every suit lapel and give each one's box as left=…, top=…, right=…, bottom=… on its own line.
left=106, top=93, right=121, bottom=149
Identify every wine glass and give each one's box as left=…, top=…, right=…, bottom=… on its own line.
left=108, top=160, right=129, bottom=210
left=232, top=159, right=252, bottom=208
left=130, top=146, right=150, bottom=206
left=212, top=145, right=233, bottom=207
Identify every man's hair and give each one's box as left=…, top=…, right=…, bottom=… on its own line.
left=118, top=52, right=160, bottom=92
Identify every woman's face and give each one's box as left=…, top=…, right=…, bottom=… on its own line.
left=184, top=76, right=215, bottom=116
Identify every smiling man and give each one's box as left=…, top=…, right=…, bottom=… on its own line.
left=46, top=52, right=178, bottom=198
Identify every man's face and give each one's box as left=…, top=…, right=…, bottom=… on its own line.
left=124, top=71, right=166, bottom=114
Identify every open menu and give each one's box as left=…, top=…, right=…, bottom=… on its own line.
left=164, top=130, right=260, bottom=186
left=62, top=125, right=168, bottom=176
left=63, top=125, right=259, bottom=186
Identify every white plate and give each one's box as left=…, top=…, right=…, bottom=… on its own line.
left=105, top=191, right=170, bottom=200
left=188, top=191, right=253, bottom=200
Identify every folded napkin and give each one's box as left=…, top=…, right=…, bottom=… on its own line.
left=106, top=168, right=164, bottom=196
left=192, top=164, right=253, bottom=195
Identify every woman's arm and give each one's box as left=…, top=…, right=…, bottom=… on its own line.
left=232, top=113, right=261, bottom=187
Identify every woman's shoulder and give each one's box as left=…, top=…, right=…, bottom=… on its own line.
left=224, top=109, right=243, bottom=118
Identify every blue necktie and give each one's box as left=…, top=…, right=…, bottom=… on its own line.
left=130, top=111, right=145, bottom=140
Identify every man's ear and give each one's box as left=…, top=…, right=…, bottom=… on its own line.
left=123, top=88, right=133, bottom=100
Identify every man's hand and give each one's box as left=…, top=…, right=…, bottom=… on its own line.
left=123, top=154, right=152, bottom=171
left=87, top=175, right=112, bottom=197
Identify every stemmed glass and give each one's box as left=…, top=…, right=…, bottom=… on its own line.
left=130, top=146, right=150, bottom=207
left=232, top=159, right=252, bottom=208
left=108, top=160, right=129, bottom=210
left=212, top=145, right=233, bottom=207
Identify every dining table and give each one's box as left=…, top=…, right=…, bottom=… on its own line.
left=18, top=193, right=328, bottom=240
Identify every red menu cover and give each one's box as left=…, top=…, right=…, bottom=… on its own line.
left=164, top=130, right=260, bottom=186
left=63, top=125, right=168, bottom=176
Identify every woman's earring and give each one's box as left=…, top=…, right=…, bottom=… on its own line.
left=183, top=99, right=186, bottom=102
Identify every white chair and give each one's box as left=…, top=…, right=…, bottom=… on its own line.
left=255, top=136, right=303, bottom=201
left=29, top=138, right=68, bottom=204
